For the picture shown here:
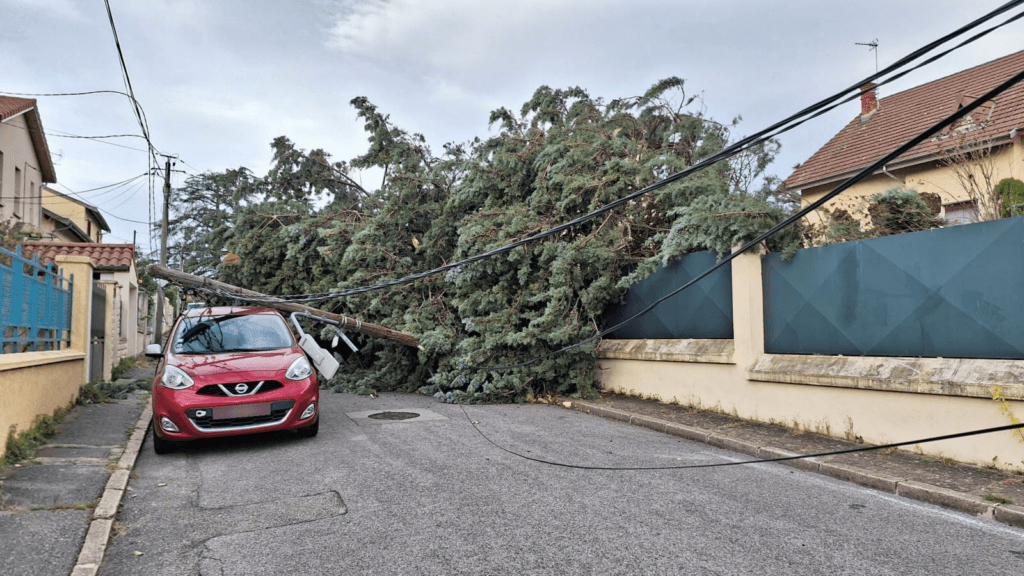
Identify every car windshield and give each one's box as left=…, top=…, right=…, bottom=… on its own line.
left=172, top=313, right=294, bottom=354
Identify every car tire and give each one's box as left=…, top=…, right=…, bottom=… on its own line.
left=152, top=428, right=176, bottom=454
left=297, top=416, right=319, bottom=438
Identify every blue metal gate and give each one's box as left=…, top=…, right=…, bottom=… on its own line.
left=604, top=251, right=733, bottom=340
left=763, top=217, right=1024, bottom=358
left=0, top=245, right=73, bottom=354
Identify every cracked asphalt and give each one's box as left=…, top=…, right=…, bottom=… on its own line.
left=100, top=393, right=1024, bottom=575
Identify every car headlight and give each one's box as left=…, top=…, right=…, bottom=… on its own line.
left=161, top=365, right=195, bottom=390
left=286, top=356, right=313, bottom=381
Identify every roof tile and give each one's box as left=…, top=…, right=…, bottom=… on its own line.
left=785, top=50, right=1024, bottom=190
left=20, top=241, right=136, bottom=271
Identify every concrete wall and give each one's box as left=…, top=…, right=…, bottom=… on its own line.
left=0, top=255, right=92, bottom=457
left=0, top=114, right=44, bottom=231
left=597, top=250, right=1024, bottom=471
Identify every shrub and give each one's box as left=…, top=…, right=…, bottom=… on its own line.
left=996, top=178, right=1024, bottom=218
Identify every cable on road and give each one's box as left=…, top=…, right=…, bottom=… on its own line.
left=460, top=404, right=1024, bottom=471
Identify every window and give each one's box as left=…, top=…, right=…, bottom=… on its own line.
left=14, top=166, right=22, bottom=218
left=943, top=200, right=978, bottom=226
left=173, top=313, right=295, bottom=354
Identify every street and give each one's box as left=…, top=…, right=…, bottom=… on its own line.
left=101, top=393, right=1024, bottom=575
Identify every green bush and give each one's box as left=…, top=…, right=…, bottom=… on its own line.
left=867, top=188, right=945, bottom=236
left=1, top=410, right=66, bottom=467
left=996, top=178, right=1024, bottom=218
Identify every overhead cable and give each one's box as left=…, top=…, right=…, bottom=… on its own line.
left=210, top=0, right=1024, bottom=305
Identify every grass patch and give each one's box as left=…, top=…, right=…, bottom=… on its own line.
left=982, top=493, right=1014, bottom=505
left=77, top=378, right=151, bottom=405
left=2, top=410, right=67, bottom=467
left=111, top=355, right=146, bottom=381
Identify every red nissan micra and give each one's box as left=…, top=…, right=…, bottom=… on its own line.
left=146, top=306, right=319, bottom=454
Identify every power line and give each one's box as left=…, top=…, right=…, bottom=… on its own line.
left=461, top=404, right=1024, bottom=471
left=202, top=0, right=1024, bottom=307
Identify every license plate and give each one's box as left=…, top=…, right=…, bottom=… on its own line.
left=212, top=403, right=272, bottom=420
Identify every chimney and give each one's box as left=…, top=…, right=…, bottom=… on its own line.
left=860, top=83, right=878, bottom=120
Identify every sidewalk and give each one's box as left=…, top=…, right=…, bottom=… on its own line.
left=0, top=366, right=153, bottom=576
left=569, top=394, right=1024, bottom=529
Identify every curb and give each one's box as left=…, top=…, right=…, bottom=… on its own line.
left=70, top=402, right=152, bottom=576
left=570, top=400, right=1024, bottom=530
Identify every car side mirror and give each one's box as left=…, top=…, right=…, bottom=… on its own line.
left=145, top=343, right=163, bottom=359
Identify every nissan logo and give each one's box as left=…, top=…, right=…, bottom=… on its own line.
left=234, top=383, right=249, bottom=394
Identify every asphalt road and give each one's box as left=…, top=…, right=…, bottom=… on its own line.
left=101, top=393, right=1024, bottom=575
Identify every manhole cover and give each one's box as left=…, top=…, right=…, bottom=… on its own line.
left=367, top=411, right=420, bottom=421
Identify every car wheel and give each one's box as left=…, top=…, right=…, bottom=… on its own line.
left=152, top=428, right=176, bottom=454
left=297, top=416, right=319, bottom=438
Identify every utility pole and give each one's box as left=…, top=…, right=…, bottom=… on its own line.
left=154, top=156, right=173, bottom=345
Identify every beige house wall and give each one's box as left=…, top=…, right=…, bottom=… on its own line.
left=0, top=114, right=44, bottom=231
left=40, top=187, right=104, bottom=242
left=596, top=251, right=1024, bottom=472
left=0, top=255, right=93, bottom=457
left=801, top=138, right=1024, bottom=230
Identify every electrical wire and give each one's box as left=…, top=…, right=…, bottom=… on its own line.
left=476, top=64, right=1024, bottom=371
left=460, top=404, right=1024, bottom=471
left=196, top=0, right=1024, bottom=306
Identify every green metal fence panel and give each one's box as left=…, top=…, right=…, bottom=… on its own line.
left=763, top=217, right=1024, bottom=358
left=604, top=251, right=733, bottom=339
left=0, top=245, right=74, bottom=353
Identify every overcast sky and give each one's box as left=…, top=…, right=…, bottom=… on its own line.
left=2, top=0, right=1020, bottom=253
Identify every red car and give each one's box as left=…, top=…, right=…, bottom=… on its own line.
left=145, top=306, right=320, bottom=454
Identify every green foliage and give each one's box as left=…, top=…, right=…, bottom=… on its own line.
left=867, top=188, right=945, bottom=236
left=110, top=355, right=140, bottom=381
left=996, top=178, right=1024, bottom=218
left=180, top=79, right=790, bottom=402
left=2, top=410, right=66, bottom=467
left=77, top=379, right=150, bottom=405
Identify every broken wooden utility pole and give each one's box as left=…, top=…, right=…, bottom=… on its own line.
left=146, top=264, right=422, bottom=350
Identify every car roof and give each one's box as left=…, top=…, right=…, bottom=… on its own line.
left=181, top=306, right=282, bottom=318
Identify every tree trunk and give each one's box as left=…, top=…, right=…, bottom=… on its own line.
left=146, top=264, right=421, bottom=349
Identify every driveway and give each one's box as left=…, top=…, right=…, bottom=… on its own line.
left=101, top=393, right=1024, bottom=575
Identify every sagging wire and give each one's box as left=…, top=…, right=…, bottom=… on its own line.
left=175, top=0, right=1024, bottom=306
left=472, top=63, right=1024, bottom=372
left=460, top=404, right=1024, bottom=471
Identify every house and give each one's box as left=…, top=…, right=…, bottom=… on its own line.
left=39, top=185, right=111, bottom=242
left=21, top=241, right=147, bottom=377
left=784, top=49, right=1024, bottom=230
left=0, top=96, right=57, bottom=235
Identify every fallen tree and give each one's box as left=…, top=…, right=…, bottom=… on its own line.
left=146, top=263, right=421, bottom=349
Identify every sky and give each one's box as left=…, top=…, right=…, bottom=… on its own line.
left=1, top=0, right=1021, bottom=255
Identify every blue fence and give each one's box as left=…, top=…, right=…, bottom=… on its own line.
left=763, top=217, right=1024, bottom=359
left=604, top=251, right=733, bottom=339
left=0, top=245, right=74, bottom=354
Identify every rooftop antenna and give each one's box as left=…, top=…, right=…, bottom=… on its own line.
left=856, top=39, right=879, bottom=73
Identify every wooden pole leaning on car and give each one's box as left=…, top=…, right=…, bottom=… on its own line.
left=146, top=264, right=422, bottom=350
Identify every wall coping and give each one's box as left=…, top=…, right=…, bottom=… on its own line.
left=0, top=349, right=86, bottom=372
left=597, top=339, right=735, bottom=364
left=749, top=353, right=1024, bottom=401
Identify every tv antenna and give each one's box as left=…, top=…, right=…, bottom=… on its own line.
left=856, top=39, right=879, bottom=73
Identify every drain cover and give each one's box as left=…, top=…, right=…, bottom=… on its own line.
left=367, top=411, right=420, bottom=421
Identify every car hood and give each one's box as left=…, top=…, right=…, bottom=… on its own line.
left=169, top=348, right=303, bottom=381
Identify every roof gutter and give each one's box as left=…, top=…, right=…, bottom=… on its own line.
left=0, top=107, right=34, bottom=123
left=787, top=132, right=1014, bottom=192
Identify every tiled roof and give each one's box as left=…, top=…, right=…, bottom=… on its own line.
left=21, top=241, right=135, bottom=271
left=785, top=50, right=1024, bottom=190
left=0, top=95, right=36, bottom=120
left=0, top=96, right=57, bottom=183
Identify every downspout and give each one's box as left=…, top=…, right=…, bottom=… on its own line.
left=881, top=165, right=904, bottom=186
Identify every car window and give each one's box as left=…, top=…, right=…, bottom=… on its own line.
left=172, top=313, right=295, bottom=354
